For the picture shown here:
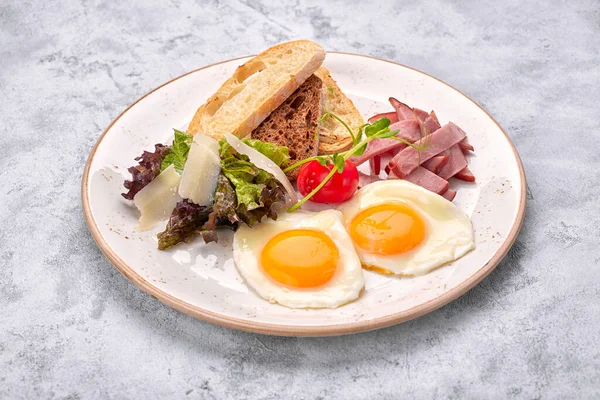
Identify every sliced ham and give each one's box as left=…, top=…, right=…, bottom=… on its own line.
left=388, top=119, right=424, bottom=142
left=358, top=172, right=382, bottom=188
left=438, top=144, right=468, bottom=180
left=455, top=166, right=476, bottom=182
left=389, top=146, right=402, bottom=156
left=414, top=108, right=429, bottom=121
left=458, top=138, right=474, bottom=152
left=368, top=111, right=398, bottom=124
left=389, top=97, right=416, bottom=121
left=422, top=115, right=441, bottom=135
left=441, top=189, right=457, bottom=202
left=350, top=120, right=420, bottom=166
left=364, top=105, right=475, bottom=199
left=389, top=122, right=467, bottom=178
left=351, top=142, right=405, bottom=167
left=422, top=155, right=449, bottom=174
left=369, top=155, right=381, bottom=175
left=391, top=167, right=449, bottom=194
left=429, top=110, right=439, bottom=124
left=382, top=150, right=396, bottom=161
left=378, top=152, right=395, bottom=176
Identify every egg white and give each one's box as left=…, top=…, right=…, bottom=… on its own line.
left=337, top=180, right=475, bottom=276
left=232, top=210, right=365, bottom=309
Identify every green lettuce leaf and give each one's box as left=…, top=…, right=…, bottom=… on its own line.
left=240, top=176, right=285, bottom=226
left=220, top=153, right=266, bottom=212
left=160, top=129, right=193, bottom=173
left=218, top=139, right=290, bottom=167
left=219, top=139, right=286, bottom=226
left=242, top=139, right=290, bottom=166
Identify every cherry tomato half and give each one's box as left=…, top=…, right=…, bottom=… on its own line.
left=297, top=159, right=359, bottom=203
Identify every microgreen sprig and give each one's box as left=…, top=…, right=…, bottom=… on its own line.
left=286, top=113, right=431, bottom=212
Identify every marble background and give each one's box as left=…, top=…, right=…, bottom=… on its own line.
left=1, top=0, right=599, bottom=398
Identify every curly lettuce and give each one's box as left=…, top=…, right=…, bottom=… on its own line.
left=122, top=129, right=192, bottom=200
left=218, top=139, right=288, bottom=225
left=122, top=143, right=171, bottom=200
left=153, top=135, right=290, bottom=250
left=157, top=199, right=212, bottom=250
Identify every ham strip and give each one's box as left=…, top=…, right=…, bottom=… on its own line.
left=368, top=111, right=398, bottom=124
left=350, top=120, right=421, bottom=166
left=441, top=189, right=457, bottom=201
left=455, top=166, right=476, bottom=182
left=429, top=110, right=439, bottom=124
left=388, top=119, right=424, bottom=141
left=389, top=146, right=402, bottom=156
left=458, top=138, right=474, bottom=152
left=438, top=144, right=468, bottom=180
left=423, top=115, right=441, bottom=135
left=422, top=155, right=449, bottom=174
left=389, top=122, right=467, bottom=178
left=414, top=108, right=429, bottom=121
left=391, top=167, right=449, bottom=194
left=358, top=172, right=382, bottom=188
left=389, top=97, right=416, bottom=121
left=370, top=106, right=438, bottom=133
left=351, top=142, right=405, bottom=167
left=369, top=155, right=381, bottom=175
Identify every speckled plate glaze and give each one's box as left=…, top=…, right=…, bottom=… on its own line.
left=82, top=53, right=526, bottom=336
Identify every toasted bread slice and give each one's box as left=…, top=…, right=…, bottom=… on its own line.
left=314, top=67, right=365, bottom=154
left=251, top=75, right=323, bottom=179
left=187, top=40, right=325, bottom=140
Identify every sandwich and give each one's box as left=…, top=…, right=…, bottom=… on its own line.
left=186, top=40, right=364, bottom=177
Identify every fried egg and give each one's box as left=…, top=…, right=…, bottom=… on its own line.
left=232, top=210, right=365, bottom=308
left=337, top=180, right=475, bottom=276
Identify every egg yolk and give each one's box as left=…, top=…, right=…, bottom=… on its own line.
left=260, top=229, right=338, bottom=288
left=349, top=203, right=425, bottom=255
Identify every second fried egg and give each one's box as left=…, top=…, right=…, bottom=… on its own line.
left=337, top=180, right=475, bottom=276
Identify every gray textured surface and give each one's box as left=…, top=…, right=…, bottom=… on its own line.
left=1, top=0, right=599, bottom=398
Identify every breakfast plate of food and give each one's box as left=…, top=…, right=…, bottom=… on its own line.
left=82, top=40, right=526, bottom=336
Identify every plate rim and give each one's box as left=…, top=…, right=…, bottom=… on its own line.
left=81, top=52, right=527, bottom=336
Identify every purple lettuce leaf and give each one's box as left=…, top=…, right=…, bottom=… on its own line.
left=122, top=144, right=171, bottom=200
left=157, top=199, right=212, bottom=250
left=157, top=175, right=239, bottom=249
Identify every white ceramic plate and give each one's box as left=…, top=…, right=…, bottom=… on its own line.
left=82, top=53, right=526, bottom=336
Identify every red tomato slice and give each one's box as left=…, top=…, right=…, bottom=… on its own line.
left=297, top=159, right=359, bottom=203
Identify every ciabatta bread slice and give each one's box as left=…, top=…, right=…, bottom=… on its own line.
left=187, top=40, right=325, bottom=140
left=251, top=74, right=323, bottom=179
left=314, top=67, right=365, bottom=154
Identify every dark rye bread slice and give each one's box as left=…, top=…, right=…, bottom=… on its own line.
left=251, top=74, right=322, bottom=179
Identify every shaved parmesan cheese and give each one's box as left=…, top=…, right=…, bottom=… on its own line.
left=134, top=164, right=181, bottom=231
left=224, top=133, right=298, bottom=205
left=178, top=134, right=221, bottom=206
